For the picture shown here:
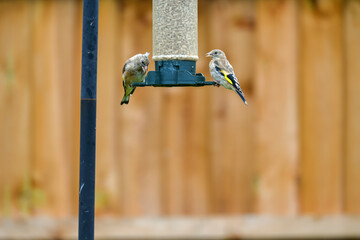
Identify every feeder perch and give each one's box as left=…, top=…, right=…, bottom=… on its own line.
left=132, top=0, right=215, bottom=87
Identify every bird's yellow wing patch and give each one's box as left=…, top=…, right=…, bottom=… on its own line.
left=220, top=70, right=233, bottom=85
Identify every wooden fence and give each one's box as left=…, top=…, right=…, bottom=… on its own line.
left=0, top=0, right=360, bottom=224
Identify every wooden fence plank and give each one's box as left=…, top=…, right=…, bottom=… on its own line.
left=112, top=0, right=126, bottom=216
left=30, top=1, right=73, bottom=216
left=69, top=0, right=82, bottom=215
left=2, top=216, right=360, bottom=239
left=54, top=0, right=80, bottom=217
left=206, top=0, right=255, bottom=214
left=96, top=0, right=120, bottom=215
left=255, top=0, right=299, bottom=215
left=160, top=88, right=188, bottom=215
left=181, top=87, right=212, bottom=215
left=345, top=0, right=360, bottom=214
left=300, top=0, right=344, bottom=214
left=0, top=1, right=31, bottom=216
left=117, top=0, right=162, bottom=216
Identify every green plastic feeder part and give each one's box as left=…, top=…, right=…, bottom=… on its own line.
left=132, top=60, right=215, bottom=87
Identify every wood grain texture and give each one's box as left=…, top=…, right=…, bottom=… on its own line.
left=300, top=0, right=344, bottom=214
left=160, top=87, right=188, bottom=215
left=54, top=0, right=80, bottom=217
left=111, top=0, right=126, bottom=216
left=0, top=1, right=31, bottom=216
left=96, top=0, right=120, bottom=215
left=206, top=0, right=255, bottom=214
left=345, top=0, right=360, bottom=214
left=0, top=0, right=358, bottom=220
left=255, top=0, right=299, bottom=215
left=30, top=1, right=78, bottom=216
left=70, top=0, right=82, bottom=216
left=1, top=216, right=360, bottom=239
left=182, top=87, right=211, bottom=215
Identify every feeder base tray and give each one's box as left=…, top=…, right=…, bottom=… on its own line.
left=132, top=60, right=216, bottom=87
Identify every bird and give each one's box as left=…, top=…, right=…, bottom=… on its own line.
left=121, top=52, right=150, bottom=105
left=206, top=49, right=248, bottom=106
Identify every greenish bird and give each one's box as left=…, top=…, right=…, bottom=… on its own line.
left=121, top=52, right=150, bottom=105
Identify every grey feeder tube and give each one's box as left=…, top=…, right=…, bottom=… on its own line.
left=132, top=0, right=215, bottom=87
left=153, top=0, right=198, bottom=61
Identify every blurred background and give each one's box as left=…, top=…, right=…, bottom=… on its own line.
left=0, top=0, right=360, bottom=239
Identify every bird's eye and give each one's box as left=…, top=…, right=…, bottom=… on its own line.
left=214, top=51, right=218, bottom=55
left=141, top=61, right=145, bottom=65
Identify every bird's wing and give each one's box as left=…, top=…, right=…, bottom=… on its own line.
left=213, top=59, right=247, bottom=105
left=122, top=60, right=133, bottom=86
left=214, top=60, right=239, bottom=88
left=122, top=60, right=130, bottom=74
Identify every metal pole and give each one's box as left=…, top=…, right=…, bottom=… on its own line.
left=78, top=0, right=98, bottom=239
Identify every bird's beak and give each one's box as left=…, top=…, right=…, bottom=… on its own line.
left=143, top=65, right=148, bottom=72
left=206, top=52, right=211, bottom=57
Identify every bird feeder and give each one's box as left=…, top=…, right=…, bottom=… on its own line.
left=133, top=0, right=215, bottom=87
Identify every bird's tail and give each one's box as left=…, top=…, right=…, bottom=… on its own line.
left=121, top=94, right=130, bottom=105
left=236, top=89, right=248, bottom=106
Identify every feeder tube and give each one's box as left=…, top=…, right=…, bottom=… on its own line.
left=153, top=0, right=198, bottom=61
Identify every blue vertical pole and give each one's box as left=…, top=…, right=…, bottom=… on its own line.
left=79, top=0, right=98, bottom=239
